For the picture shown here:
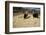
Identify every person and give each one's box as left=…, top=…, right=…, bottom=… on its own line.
left=24, top=11, right=28, bottom=18
left=33, top=13, right=38, bottom=18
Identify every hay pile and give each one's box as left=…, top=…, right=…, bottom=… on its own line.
left=13, top=13, right=40, bottom=28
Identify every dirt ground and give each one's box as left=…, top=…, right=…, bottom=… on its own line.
left=13, top=13, right=40, bottom=28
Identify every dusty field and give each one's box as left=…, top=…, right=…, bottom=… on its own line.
left=13, top=13, right=40, bottom=28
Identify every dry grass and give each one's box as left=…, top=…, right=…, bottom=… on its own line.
left=13, top=13, right=40, bottom=28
